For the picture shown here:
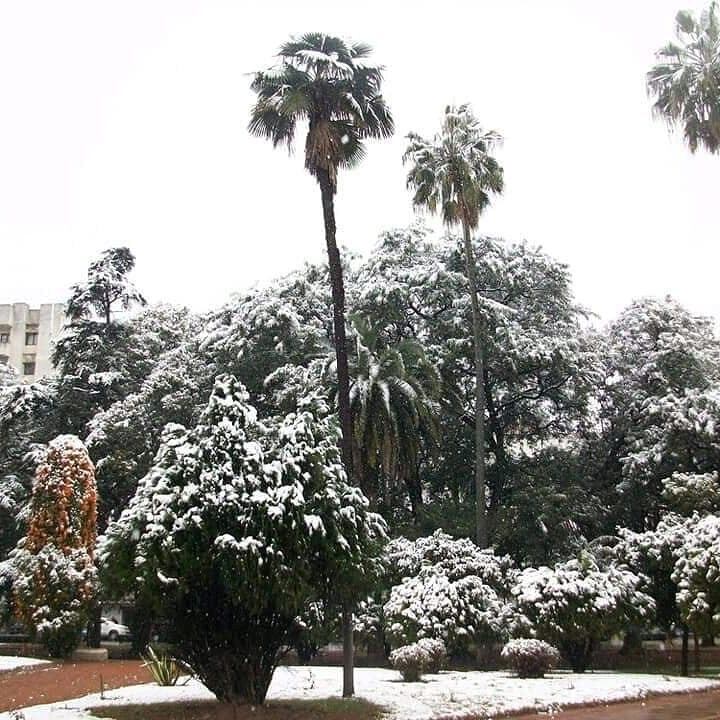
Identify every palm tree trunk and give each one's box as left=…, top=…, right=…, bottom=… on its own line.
left=318, top=167, right=355, bottom=697
left=461, top=223, right=487, bottom=548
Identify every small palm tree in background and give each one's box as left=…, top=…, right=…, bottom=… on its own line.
left=347, top=315, right=441, bottom=517
left=404, top=105, right=503, bottom=547
left=249, top=32, right=393, bottom=697
left=647, top=2, right=720, bottom=154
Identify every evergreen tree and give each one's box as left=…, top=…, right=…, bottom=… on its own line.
left=100, top=376, right=385, bottom=708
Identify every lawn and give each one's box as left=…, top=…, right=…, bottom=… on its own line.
left=8, top=666, right=720, bottom=720
left=89, top=698, right=384, bottom=720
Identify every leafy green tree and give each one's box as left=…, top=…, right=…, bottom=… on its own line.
left=249, top=32, right=393, bottom=695
left=648, top=2, right=720, bottom=154
left=404, top=106, right=503, bottom=546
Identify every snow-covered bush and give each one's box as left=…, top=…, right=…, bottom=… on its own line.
left=386, top=530, right=518, bottom=591
left=501, top=638, right=559, bottom=678
left=380, top=531, right=522, bottom=657
left=10, top=435, right=97, bottom=657
left=390, top=642, right=430, bottom=682
left=385, top=566, right=518, bottom=655
left=13, top=545, right=96, bottom=656
left=417, top=637, right=446, bottom=673
left=512, top=553, right=653, bottom=672
left=99, top=376, right=385, bottom=708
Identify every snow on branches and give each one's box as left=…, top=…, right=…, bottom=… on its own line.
left=10, top=435, right=97, bottom=656
left=99, top=374, right=385, bottom=705
left=511, top=553, right=653, bottom=672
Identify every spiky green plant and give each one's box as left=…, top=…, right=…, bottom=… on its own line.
left=142, top=645, right=182, bottom=686
left=648, top=2, right=720, bottom=154
left=403, top=105, right=503, bottom=546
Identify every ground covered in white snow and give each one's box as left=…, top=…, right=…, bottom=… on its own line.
left=0, top=655, right=49, bottom=673
left=2, top=666, right=718, bottom=720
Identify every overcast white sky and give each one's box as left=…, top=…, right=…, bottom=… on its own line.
left=0, top=1, right=717, bottom=323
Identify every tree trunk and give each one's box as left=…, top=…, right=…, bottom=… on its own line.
left=87, top=602, right=101, bottom=649
left=318, top=168, right=355, bottom=698
left=693, top=631, right=700, bottom=674
left=681, top=624, right=689, bottom=677
left=461, top=223, right=487, bottom=548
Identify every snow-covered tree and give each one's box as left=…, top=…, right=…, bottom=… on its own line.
left=384, top=566, right=519, bottom=655
left=512, top=553, right=653, bottom=672
left=99, top=375, right=385, bottom=707
left=359, top=531, right=520, bottom=657
left=66, top=247, right=145, bottom=324
left=199, top=266, right=332, bottom=410
left=10, top=435, right=97, bottom=656
left=356, top=227, right=599, bottom=546
left=0, top=379, right=59, bottom=556
left=598, top=297, right=720, bottom=530
left=673, top=514, right=720, bottom=639
left=662, top=471, right=720, bottom=514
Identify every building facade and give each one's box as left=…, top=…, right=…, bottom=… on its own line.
left=0, top=303, right=66, bottom=381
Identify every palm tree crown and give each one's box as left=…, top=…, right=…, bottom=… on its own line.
left=647, top=2, right=720, bottom=154
left=403, top=104, right=504, bottom=229
left=347, top=316, right=441, bottom=494
left=249, top=33, right=394, bottom=189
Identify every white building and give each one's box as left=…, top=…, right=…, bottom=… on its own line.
left=0, top=303, right=66, bottom=381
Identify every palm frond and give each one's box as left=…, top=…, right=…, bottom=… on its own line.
left=647, top=1, right=720, bottom=153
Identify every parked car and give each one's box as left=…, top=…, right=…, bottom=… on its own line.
left=101, top=617, right=132, bottom=642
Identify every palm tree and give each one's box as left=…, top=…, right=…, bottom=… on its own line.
left=346, top=315, right=441, bottom=516
left=647, top=2, right=720, bottom=154
left=249, top=33, right=393, bottom=697
left=403, top=105, right=503, bottom=547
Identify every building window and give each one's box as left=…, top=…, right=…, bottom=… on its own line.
left=0, top=333, right=8, bottom=344
left=0, top=355, right=7, bottom=365
left=23, top=360, right=36, bottom=376
left=25, top=332, right=38, bottom=346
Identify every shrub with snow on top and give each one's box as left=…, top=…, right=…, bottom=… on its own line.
left=417, top=637, right=446, bottom=673
left=512, top=553, right=653, bottom=673
left=390, top=642, right=430, bottom=682
left=502, top=638, right=559, bottom=678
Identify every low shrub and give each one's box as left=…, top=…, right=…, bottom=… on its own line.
left=501, top=638, right=559, bottom=678
left=389, top=642, right=430, bottom=682
left=142, top=645, right=183, bottom=686
left=417, top=637, right=446, bottom=673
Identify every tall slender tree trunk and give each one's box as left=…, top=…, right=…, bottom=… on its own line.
left=461, top=223, right=487, bottom=548
left=681, top=624, right=689, bottom=676
left=318, top=168, right=355, bottom=697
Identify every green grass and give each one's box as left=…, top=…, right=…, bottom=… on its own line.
left=89, top=697, right=385, bottom=720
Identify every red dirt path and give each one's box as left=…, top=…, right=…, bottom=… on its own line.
left=507, top=688, right=720, bottom=719
left=0, top=659, right=150, bottom=713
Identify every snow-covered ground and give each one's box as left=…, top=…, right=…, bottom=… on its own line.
left=0, top=655, right=49, bottom=673
left=2, top=666, right=718, bottom=720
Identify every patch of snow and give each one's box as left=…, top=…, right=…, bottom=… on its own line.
left=2, top=666, right=718, bottom=720
left=0, top=656, right=49, bottom=672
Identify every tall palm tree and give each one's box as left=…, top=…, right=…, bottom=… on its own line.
left=403, top=105, right=503, bottom=547
left=249, top=33, right=393, bottom=697
left=346, top=315, right=441, bottom=516
left=647, top=2, right=720, bottom=154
